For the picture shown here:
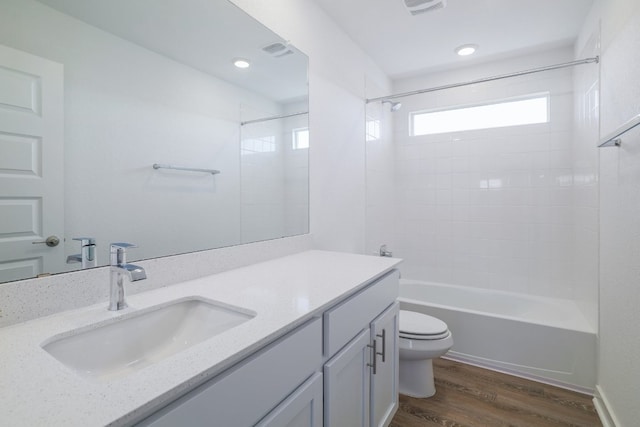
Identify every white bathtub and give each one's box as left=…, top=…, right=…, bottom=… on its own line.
left=398, top=280, right=597, bottom=392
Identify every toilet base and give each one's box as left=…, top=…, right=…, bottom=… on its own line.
left=399, top=358, right=436, bottom=398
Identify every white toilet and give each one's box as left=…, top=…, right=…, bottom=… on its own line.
left=398, top=309, right=454, bottom=398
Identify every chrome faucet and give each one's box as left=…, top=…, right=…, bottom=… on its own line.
left=67, top=237, right=97, bottom=269
left=379, top=244, right=393, bottom=257
left=109, top=243, right=146, bottom=311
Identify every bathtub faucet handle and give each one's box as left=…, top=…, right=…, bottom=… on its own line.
left=379, top=244, right=393, bottom=257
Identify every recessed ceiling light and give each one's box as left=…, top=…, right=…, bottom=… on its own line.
left=233, top=58, right=250, bottom=69
left=455, top=44, right=478, bottom=56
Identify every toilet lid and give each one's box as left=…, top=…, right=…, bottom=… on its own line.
left=399, top=310, right=448, bottom=336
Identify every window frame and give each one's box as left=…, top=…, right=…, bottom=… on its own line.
left=409, top=92, right=550, bottom=137
left=292, top=127, right=309, bottom=150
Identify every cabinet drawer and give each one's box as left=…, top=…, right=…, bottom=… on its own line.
left=323, top=269, right=399, bottom=357
left=137, top=318, right=322, bottom=427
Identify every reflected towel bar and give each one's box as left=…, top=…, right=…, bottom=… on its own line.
left=240, top=111, right=308, bottom=126
left=599, top=114, right=640, bottom=148
left=152, top=164, right=220, bottom=175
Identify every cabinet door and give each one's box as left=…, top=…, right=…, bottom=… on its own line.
left=136, top=319, right=321, bottom=427
left=256, top=373, right=323, bottom=427
left=370, top=302, right=399, bottom=427
left=323, top=329, right=371, bottom=427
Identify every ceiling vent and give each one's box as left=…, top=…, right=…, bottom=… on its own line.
left=262, top=42, right=294, bottom=58
left=403, top=0, right=447, bottom=16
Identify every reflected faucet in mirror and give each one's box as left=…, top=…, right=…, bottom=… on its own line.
left=0, top=0, right=309, bottom=285
left=66, top=237, right=97, bottom=269
left=109, top=243, right=146, bottom=311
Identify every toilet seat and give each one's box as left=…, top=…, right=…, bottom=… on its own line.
left=399, top=310, right=450, bottom=340
left=401, top=330, right=451, bottom=340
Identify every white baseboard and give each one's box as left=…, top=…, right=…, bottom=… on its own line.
left=443, top=352, right=594, bottom=395
left=593, top=385, right=618, bottom=427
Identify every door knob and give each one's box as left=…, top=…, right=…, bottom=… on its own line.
left=32, top=235, right=60, bottom=247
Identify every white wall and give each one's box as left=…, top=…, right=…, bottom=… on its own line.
left=589, top=0, right=640, bottom=425
left=231, top=0, right=392, bottom=254
left=390, top=48, right=582, bottom=300
left=238, top=101, right=308, bottom=243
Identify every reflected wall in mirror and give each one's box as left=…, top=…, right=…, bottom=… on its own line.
left=0, top=0, right=309, bottom=284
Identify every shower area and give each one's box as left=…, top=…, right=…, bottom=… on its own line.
left=365, top=44, right=600, bottom=392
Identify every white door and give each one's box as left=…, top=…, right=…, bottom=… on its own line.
left=324, top=329, right=371, bottom=427
left=370, top=302, right=400, bottom=427
left=0, top=44, right=64, bottom=282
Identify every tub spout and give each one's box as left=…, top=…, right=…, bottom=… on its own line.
left=379, top=244, right=393, bottom=257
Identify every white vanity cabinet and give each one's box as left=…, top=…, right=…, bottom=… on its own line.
left=137, top=318, right=323, bottom=427
left=136, top=269, right=399, bottom=427
left=323, top=271, right=400, bottom=427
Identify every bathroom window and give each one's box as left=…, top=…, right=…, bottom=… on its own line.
left=292, top=127, right=309, bottom=150
left=366, top=116, right=381, bottom=141
left=411, top=93, right=549, bottom=136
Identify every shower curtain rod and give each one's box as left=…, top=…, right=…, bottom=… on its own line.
left=366, top=56, right=599, bottom=103
left=240, top=111, right=308, bottom=126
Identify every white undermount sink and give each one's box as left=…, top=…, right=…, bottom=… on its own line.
left=42, top=298, right=256, bottom=381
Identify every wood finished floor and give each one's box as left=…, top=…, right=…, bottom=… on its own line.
left=390, top=358, right=602, bottom=427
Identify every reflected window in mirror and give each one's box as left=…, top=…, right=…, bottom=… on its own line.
left=0, top=0, right=309, bottom=284
left=292, top=128, right=310, bottom=150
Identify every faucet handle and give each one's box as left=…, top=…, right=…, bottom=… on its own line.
left=71, top=237, right=97, bottom=266
left=73, top=237, right=96, bottom=246
left=110, top=242, right=137, bottom=250
left=110, top=242, right=137, bottom=265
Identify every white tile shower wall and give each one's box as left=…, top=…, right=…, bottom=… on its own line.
left=392, top=47, right=579, bottom=298
left=282, top=101, right=310, bottom=238
left=240, top=100, right=309, bottom=244
left=241, top=116, right=286, bottom=243
left=571, top=28, right=600, bottom=329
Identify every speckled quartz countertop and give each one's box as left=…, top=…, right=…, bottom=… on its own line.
left=0, top=250, right=401, bottom=426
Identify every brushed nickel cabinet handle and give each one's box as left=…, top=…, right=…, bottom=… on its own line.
left=367, top=339, right=378, bottom=375
left=376, top=329, right=386, bottom=363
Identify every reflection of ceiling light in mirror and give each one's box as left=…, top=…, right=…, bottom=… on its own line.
left=455, top=44, right=478, bottom=56
left=233, top=58, right=250, bottom=69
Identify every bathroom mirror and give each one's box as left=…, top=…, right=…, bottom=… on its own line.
left=0, top=0, right=309, bottom=283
